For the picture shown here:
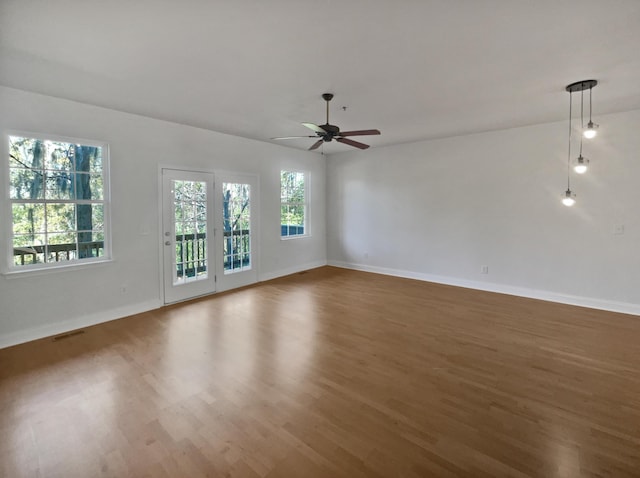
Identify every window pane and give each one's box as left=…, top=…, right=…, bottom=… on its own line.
left=196, top=201, right=206, bottom=222
left=9, top=136, right=44, bottom=169
left=89, top=174, right=104, bottom=200
left=91, top=204, right=104, bottom=231
left=45, top=143, right=73, bottom=170
left=74, top=173, right=93, bottom=200
left=168, top=179, right=209, bottom=281
left=45, top=171, right=74, bottom=200
left=90, top=149, right=103, bottom=173
left=47, top=203, right=76, bottom=233
left=13, top=234, right=45, bottom=266
left=183, top=221, right=196, bottom=235
left=78, top=240, right=101, bottom=258
left=48, top=233, right=77, bottom=262
left=10, top=168, right=44, bottom=200
left=13, top=233, right=45, bottom=248
left=48, top=232, right=76, bottom=245
left=223, top=182, right=251, bottom=273
left=281, top=171, right=306, bottom=237
left=12, top=204, right=45, bottom=234
left=174, top=201, right=184, bottom=222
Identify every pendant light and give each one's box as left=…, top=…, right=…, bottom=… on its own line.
left=562, top=189, right=576, bottom=207
left=574, top=89, right=589, bottom=174
left=574, top=155, right=589, bottom=174
left=562, top=85, right=576, bottom=206
left=562, top=80, right=598, bottom=207
left=583, top=82, right=598, bottom=139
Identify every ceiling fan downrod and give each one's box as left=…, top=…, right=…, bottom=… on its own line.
left=322, top=93, right=333, bottom=125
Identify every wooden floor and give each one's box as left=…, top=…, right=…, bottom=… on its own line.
left=1, top=267, right=640, bottom=477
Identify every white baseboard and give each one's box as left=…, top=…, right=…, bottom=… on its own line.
left=6, top=259, right=635, bottom=349
left=0, top=299, right=163, bottom=349
left=328, top=260, right=640, bottom=316
left=259, top=260, right=328, bottom=282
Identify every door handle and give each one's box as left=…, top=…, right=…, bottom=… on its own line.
left=165, top=241, right=171, bottom=246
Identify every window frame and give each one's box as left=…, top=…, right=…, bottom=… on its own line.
left=280, top=169, right=309, bottom=240
left=4, top=130, right=112, bottom=274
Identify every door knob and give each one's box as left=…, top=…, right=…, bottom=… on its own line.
left=165, top=241, right=171, bottom=246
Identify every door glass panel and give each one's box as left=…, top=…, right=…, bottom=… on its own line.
left=173, top=179, right=208, bottom=284
left=222, top=182, right=251, bottom=274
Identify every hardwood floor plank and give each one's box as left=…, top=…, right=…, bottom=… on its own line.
left=1, top=266, right=640, bottom=476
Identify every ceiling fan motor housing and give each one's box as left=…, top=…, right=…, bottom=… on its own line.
left=321, top=123, right=340, bottom=140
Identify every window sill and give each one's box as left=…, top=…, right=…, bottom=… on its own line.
left=3, top=258, right=113, bottom=279
left=280, top=234, right=310, bottom=241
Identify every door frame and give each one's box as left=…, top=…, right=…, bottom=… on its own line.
left=157, top=167, right=260, bottom=303
left=159, top=166, right=216, bottom=304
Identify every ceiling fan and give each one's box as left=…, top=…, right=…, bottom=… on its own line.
left=271, top=93, right=381, bottom=150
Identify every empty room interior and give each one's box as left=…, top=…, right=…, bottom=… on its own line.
left=1, top=1, right=640, bottom=477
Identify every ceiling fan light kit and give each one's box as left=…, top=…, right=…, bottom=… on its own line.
left=271, top=93, right=381, bottom=151
left=561, top=79, right=599, bottom=207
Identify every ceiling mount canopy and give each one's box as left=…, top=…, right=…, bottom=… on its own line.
left=565, top=79, right=597, bottom=93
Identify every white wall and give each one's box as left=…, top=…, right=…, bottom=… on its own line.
left=2, top=86, right=637, bottom=349
left=327, top=109, right=640, bottom=315
left=0, top=86, right=327, bottom=347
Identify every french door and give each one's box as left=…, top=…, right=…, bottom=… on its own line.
left=215, top=173, right=258, bottom=291
left=162, top=169, right=216, bottom=303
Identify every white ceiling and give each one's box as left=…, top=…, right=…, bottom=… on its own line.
left=1, top=1, right=639, bottom=154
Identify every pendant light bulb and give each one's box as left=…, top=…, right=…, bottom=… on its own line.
left=583, top=121, right=598, bottom=139
left=562, top=189, right=576, bottom=207
left=574, top=155, right=589, bottom=174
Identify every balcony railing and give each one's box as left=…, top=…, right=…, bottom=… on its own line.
left=13, top=229, right=253, bottom=271
left=176, top=230, right=250, bottom=276
left=13, top=242, right=104, bottom=265
left=176, top=233, right=206, bottom=278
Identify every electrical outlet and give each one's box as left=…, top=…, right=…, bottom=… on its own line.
left=480, top=265, right=489, bottom=274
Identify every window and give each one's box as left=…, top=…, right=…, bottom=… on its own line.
left=222, top=181, right=252, bottom=273
left=172, top=179, right=208, bottom=282
left=280, top=170, right=307, bottom=238
left=7, top=133, right=110, bottom=270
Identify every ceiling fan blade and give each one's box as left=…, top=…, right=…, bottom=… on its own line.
left=336, top=137, right=370, bottom=150
left=309, top=139, right=324, bottom=151
left=302, top=122, right=327, bottom=134
left=271, top=136, right=317, bottom=140
left=338, top=129, right=381, bottom=137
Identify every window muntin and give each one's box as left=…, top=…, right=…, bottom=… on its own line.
left=8, top=134, right=110, bottom=270
left=280, top=170, right=307, bottom=238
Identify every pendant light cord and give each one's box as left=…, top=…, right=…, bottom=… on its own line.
left=567, top=91, right=573, bottom=189
left=579, top=89, right=584, bottom=156
left=589, top=86, right=593, bottom=123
